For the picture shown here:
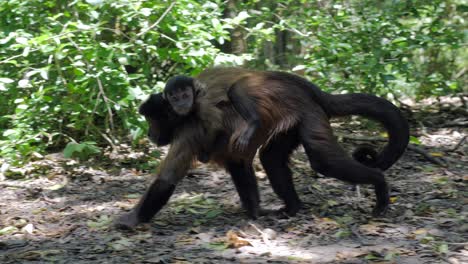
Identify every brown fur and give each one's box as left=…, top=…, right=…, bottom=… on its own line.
left=115, top=67, right=409, bottom=229
left=193, top=68, right=312, bottom=160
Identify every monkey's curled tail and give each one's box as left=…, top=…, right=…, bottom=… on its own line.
left=325, top=93, right=409, bottom=171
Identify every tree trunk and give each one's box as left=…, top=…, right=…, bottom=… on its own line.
left=222, top=0, right=246, bottom=55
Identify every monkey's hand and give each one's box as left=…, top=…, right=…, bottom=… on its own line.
left=114, top=211, right=140, bottom=230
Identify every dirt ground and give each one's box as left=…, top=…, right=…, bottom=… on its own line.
left=1, top=97, right=467, bottom=263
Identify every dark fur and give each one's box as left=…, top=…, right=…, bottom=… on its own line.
left=115, top=68, right=409, bottom=229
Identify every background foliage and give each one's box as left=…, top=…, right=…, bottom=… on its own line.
left=0, top=0, right=465, bottom=166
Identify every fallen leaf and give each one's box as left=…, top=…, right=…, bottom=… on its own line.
left=22, top=223, right=34, bottom=234
left=196, top=232, right=212, bottom=243
left=316, top=217, right=340, bottom=230
left=175, top=235, right=196, bottom=245
left=47, top=183, right=64, bottom=190
left=87, top=215, right=112, bottom=230
left=110, top=238, right=133, bottom=251
left=124, top=193, right=141, bottom=199
left=15, top=249, right=63, bottom=260
left=0, top=226, right=18, bottom=235
left=413, top=229, right=428, bottom=235
left=226, top=230, right=251, bottom=248
left=359, top=223, right=381, bottom=236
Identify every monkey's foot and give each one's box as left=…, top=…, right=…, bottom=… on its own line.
left=114, top=211, right=141, bottom=230
left=246, top=208, right=261, bottom=220
left=256, top=204, right=302, bottom=219
left=372, top=184, right=390, bottom=217
left=257, top=208, right=277, bottom=217
left=371, top=204, right=389, bottom=217
left=283, top=202, right=302, bottom=216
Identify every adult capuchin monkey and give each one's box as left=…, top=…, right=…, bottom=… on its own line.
left=115, top=67, right=409, bottom=229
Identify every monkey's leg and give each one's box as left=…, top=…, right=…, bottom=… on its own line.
left=298, top=115, right=389, bottom=216
left=225, top=160, right=261, bottom=219
left=259, top=130, right=302, bottom=216
left=228, top=78, right=261, bottom=151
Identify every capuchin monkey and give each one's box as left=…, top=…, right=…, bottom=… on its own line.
left=115, top=67, right=409, bottom=229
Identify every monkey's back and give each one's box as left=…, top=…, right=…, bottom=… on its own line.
left=196, top=67, right=327, bottom=159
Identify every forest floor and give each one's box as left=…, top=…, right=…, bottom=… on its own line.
left=1, top=96, right=467, bottom=264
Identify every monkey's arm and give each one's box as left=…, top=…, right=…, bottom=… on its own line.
left=115, top=142, right=193, bottom=229
left=228, top=81, right=260, bottom=151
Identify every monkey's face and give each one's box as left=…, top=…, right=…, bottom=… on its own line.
left=139, top=93, right=178, bottom=146
left=163, top=75, right=195, bottom=116
left=165, top=86, right=194, bottom=116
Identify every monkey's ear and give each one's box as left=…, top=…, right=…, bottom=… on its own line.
left=193, top=79, right=207, bottom=97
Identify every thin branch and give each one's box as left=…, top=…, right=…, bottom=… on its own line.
left=338, top=133, right=386, bottom=142
left=95, top=77, right=115, bottom=132
left=53, top=53, right=68, bottom=87
left=99, top=131, right=116, bottom=149
left=272, top=14, right=310, bottom=37
left=454, top=67, right=466, bottom=79
left=451, top=135, right=466, bottom=152
left=0, top=50, right=37, bottom=64
left=85, top=90, right=102, bottom=136
left=137, top=2, right=176, bottom=37
left=407, top=144, right=447, bottom=167
left=248, top=222, right=273, bottom=246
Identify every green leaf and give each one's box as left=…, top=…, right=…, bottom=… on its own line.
left=410, top=136, right=421, bottom=145
left=63, top=143, right=81, bottom=158
left=205, top=242, right=227, bottom=250
left=39, top=69, right=49, bottom=80
left=0, top=226, right=18, bottom=235
left=205, top=209, right=223, bottom=219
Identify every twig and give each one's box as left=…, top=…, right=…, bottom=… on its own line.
left=85, top=89, right=101, bottom=136
left=0, top=183, right=28, bottom=188
left=248, top=222, right=272, bottom=246
left=445, top=119, right=468, bottom=127
left=407, top=144, right=447, bottom=167
left=337, top=133, right=386, bottom=142
left=137, top=2, right=176, bottom=37
left=95, top=77, right=115, bottom=132
left=451, top=136, right=466, bottom=152
left=272, top=14, right=310, bottom=37
left=0, top=49, right=37, bottom=64
left=411, top=216, right=437, bottom=220
left=350, top=224, right=365, bottom=242
left=99, top=131, right=116, bottom=149
left=445, top=242, right=468, bottom=245
left=455, top=67, right=466, bottom=79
